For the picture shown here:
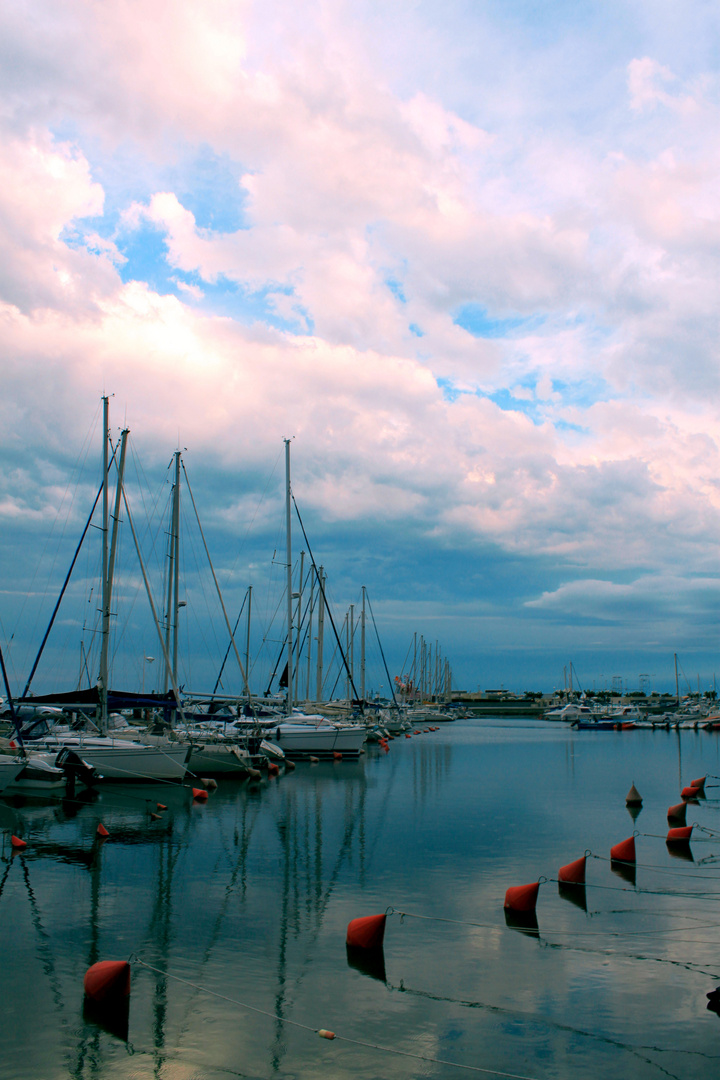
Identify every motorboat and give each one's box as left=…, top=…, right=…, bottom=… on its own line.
left=545, top=703, right=594, bottom=722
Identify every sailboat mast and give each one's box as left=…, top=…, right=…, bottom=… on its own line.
left=315, top=565, right=325, bottom=700
left=285, top=438, right=293, bottom=716
left=349, top=603, right=355, bottom=703
left=246, top=585, right=252, bottom=699
left=99, top=396, right=110, bottom=731
left=675, top=652, right=680, bottom=707
left=360, top=586, right=366, bottom=702
left=305, top=572, right=314, bottom=701
left=99, top=412, right=127, bottom=734
left=164, top=451, right=181, bottom=692
left=172, top=453, right=181, bottom=684
left=295, top=550, right=304, bottom=703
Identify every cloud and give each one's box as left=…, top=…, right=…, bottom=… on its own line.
left=2, top=1, right=720, bottom=689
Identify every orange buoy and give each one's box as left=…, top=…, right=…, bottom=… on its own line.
left=503, top=882, right=540, bottom=913
left=10, top=835, right=27, bottom=850
left=558, top=856, right=586, bottom=884
left=267, top=762, right=280, bottom=776
left=333, top=752, right=342, bottom=760
left=625, top=784, right=642, bottom=806
left=83, top=960, right=131, bottom=1003
left=150, top=812, right=162, bottom=820
left=96, top=823, right=109, bottom=838
left=405, top=733, right=412, bottom=739
left=667, top=801, right=687, bottom=823
left=667, top=826, right=693, bottom=841
left=318, top=1029, right=336, bottom=1040
left=192, top=787, right=209, bottom=801
left=691, top=776, right=706, bottom=792
left=414, top=730, right=421, bottom=735
left=346, top=913, right=387, bottom=950
left=681, top=786, right=701, bottom=800
left=157, top=803, right=167, bottom=811
left=610, top=836, right=636, bottom=862
left=309, top=756, right=320, bottom=763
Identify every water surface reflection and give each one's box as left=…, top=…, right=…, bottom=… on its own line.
left=2, top=720, right=720, bottom=1079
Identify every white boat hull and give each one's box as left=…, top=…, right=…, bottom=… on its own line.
left=0, top=756, right=27, bottom=793
left=24, top=736, right=190, bottom=782
left=267, top=718, right=366, bottom=758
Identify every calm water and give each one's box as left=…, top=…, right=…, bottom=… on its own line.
left=3, top=718, right=720, bottom=1080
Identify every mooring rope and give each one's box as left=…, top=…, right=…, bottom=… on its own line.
left=385, top=906, right=720, bottom=939
left=131, top=956, right=545, bottom=1080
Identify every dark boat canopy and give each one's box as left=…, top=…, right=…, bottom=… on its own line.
left=15, top=688, right=179, bottom=710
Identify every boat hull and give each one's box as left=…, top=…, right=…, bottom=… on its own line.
left=268, top=722, right=366, bottom=758
left=24, top=736, right=190, bottom=782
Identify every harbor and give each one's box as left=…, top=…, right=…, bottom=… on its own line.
left=3, top=716, right=720, bottom=1079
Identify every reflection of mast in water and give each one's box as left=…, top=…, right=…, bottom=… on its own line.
left=411, top=739, right=453, bottom=809
left=268, top=771, right=372, bottom=1072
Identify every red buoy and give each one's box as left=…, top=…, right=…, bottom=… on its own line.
left=83, top=960, right=131, bottom=1003
left=667, top=826, right=693, bottom=841
left=192, top=787, right=209, bottom=801
left=405, top=733, right=412, bottom=738
left=333, top=752, right=342, bottom=760
left=96, top=823, right=109, bottom=838
left=267, top=762, right=280, bottom=776
left=10, top=835, right=27, bottom=850
left=667, top=801, right=687, bottom=823
left=681, top=786, right=701, bottom=800
left=610, top=836, right=636, bottom=862
left=558, top=856, right=586, bottom=884
left=318, top=1029, right=336, bottom=1040
left=691, top=776, right=706, bottom=792
left=157, top=803, right=167, bottom=811
left=346, top=913, right=387, bottom=950
left=504, top=882, right=540, bottom=913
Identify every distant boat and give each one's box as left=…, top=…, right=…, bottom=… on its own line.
left=544, top=703, right=593, bottom=722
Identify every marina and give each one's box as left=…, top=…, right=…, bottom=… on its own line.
left=3, top=717, right=720, bottom=1079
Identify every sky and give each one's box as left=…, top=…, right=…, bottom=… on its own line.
left=1, top=0, right=719, bottom=699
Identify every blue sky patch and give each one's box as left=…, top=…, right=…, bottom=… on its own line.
left=437, top=377, right=462, bottom=402
left=485, top=388, right=541, bottom=423
left=454, top=304, right=546, bottom=338
left=385, top=278, right=407, bottom=303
